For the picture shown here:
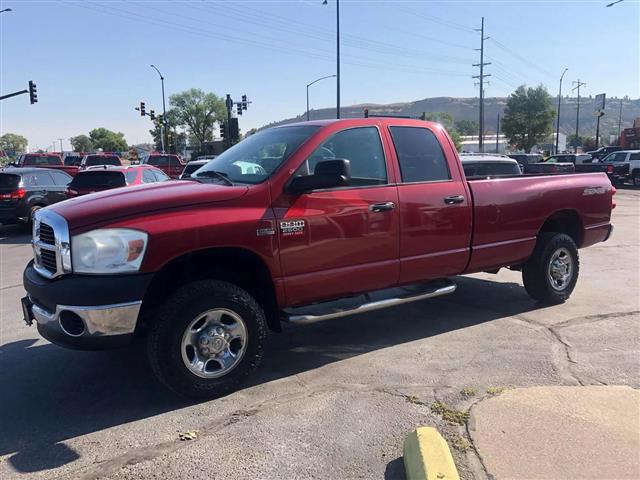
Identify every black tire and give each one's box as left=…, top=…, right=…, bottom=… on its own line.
left=24, top=205, right=42, bottom=232
left=522, top=233, right=579, bottom=304
left=147, top=280, right=267, bottom=399
left=632, top=171, right=640, bottom=187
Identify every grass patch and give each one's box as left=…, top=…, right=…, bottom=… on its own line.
left=486, top=386, right=514, bottom=396
left=431, top=400, right=470, bottom=425
left=405, top=395, right=427, bottom=406
left=451, top=435, right=471, bottom=452
left=460, top=387, right=477, bottom=398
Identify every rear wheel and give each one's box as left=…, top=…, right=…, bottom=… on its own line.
left=522, top=233, right=579, bottom=304
left=147, top=280, right=267, bottom=399
left=632, top=171, right=640, bottom=187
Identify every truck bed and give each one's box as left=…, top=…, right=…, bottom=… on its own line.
left=464, top=172, right=613, bottom=273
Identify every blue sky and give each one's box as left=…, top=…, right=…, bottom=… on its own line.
left=1, top=0, right=638, bottom=150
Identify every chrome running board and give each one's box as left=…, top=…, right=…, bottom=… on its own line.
left=282, top=279, right=456, bottom=325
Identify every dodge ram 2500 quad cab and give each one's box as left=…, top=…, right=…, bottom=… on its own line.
left=21, top=118, right=615, bottom=398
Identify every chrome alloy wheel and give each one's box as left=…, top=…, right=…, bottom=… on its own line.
left=180, top=309, right=248, bottom=378
left=547, top=247, right=573, bottom=291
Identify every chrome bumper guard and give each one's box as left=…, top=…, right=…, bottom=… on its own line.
left=31, top=299, right=142, bottom=338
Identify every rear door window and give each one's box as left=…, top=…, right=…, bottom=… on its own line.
left=142, top=170, right=157, bottom=183
left=27, top=171, right=55, bottom=186
left=69, top=171, right=126, bottom=188
left=389, top=126, right=451, bottom=182
left=630, top=153, right=640, bottom=161
left=50, top=171, right=72, bottom=186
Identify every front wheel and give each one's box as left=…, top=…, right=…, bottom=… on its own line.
left=147, top=280, right=267, bottom=399
left=522, top=233, right=579, bottom=304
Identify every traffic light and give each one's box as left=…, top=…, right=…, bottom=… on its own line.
left=241, top=95, right=247, bottom=110
left=236, top=104, right=242, bottom=116
left=229, top=118, right=239, bottom=141
left=149, top=110, right=155, bottom=120
left=140, top=102, right=146, bottom=116
left=28, top=81, right=37, bottom=104
left=220, top=122, right=227, bottom=139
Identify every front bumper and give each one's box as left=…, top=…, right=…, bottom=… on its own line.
left=23, top=261, right=153, bottom=350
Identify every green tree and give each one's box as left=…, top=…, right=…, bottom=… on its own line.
left=502, top=85, right=555, bottom=153
left=423, top=112, right=461, bottom=151
left=88, top=128, right=128, bottom=151
left=567, top=134, right=583, bottom=149
left=70, top=134, right=93, bottom=152
left=149, top=109, right=181, bottom=151
left=169, top=89, right=226, bottom=147
left=0, top=133, right=28, bottom=154
left=454, top=119, right=479, bottom=136
left=582, top=137, right=597, bottom=151
left=424, top=111, right=454, bottom=130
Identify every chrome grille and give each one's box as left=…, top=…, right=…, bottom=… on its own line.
left=39, top=249, right=57, bottom=273
left=32, top=210, right=70, bottom=279
left=39, top=223, right=55, bottom=245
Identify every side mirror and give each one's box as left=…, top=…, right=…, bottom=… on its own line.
left=288, top=159, right=351, bottom=194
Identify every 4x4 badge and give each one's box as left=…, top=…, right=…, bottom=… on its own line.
left=256, top=227, right=276, bottom=237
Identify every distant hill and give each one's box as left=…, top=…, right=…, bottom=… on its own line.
left=264, top=96, right=640, bottom=138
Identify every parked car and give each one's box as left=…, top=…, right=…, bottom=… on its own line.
left=22, top=118, right=614, bottom=398
left=600, top=150, right=640, bottom=186
left=65, top=165, right=170, bottom=197
left=586, top=146, right=622, bottom=161
left=179, top=159, right=208, bottom=179
left=508, top=153, right=543, bottom=168
left=13, top=153, right=79, bottom=177
left=62, top=152, right=84, bottom=167
left=143, top=153, right=185, bottom=179
left=0, top=168, right=72, bottom=226
left=460, top=155, right=522, bottom=177
left=80, top=154, right=122, bottom=169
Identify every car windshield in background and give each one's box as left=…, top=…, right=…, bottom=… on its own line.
left=463, top=162, right=521, bottom=177
left=0, top=173, right=20, bottom=189
left=194, top=125, right=320, bottom=184
left=23, top=155, right=60, bottom=165
left=182, top=163, right=205, bottom=177
left=69, top=171, right=126, bottom=188
left=148, top=155, right=180, bottom=166
left=85, top=156, right=120, bottom=166
left=64, top=156, right=83, bottom=166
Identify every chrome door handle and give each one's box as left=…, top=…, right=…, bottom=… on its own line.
left=369, top=202, right=396, bottom=212
left=444, top=195, right=465, bottom=205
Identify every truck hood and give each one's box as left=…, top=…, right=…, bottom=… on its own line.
left=51, top=180, right=249, bottom=230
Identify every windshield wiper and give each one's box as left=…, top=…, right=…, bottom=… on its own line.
left=194, top=170, right=234, bottom=186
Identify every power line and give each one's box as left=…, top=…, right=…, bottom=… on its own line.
left=488, top=38, right=556, bottom=80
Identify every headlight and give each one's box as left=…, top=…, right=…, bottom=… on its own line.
left=71, top=229, right=148, bottom=274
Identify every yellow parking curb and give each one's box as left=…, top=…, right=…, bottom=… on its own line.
left=403, top=427, right=460, bottom=480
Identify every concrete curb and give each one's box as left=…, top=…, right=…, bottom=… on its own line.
left=403, top=427, right=460, bottom=480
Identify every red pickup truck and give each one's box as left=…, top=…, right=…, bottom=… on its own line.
left=21, top=118, right=614, bottom=398
left=14, top=153, right=79, bottom=177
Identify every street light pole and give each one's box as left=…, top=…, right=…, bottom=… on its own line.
left=555, top=68, right=568, bottom=154
left=322, top=0, right=340, bottom=119
left=306, top=75, right=336, bottom=121
left=150, top=64, right=167, bottom=153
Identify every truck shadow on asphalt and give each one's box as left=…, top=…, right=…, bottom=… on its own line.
left=0, top=276, right=536, bottom=474
left=0, top=225, right=31, bottom=246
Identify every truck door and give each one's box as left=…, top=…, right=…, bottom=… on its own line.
left=276, top=126, right=400, bottom=307
left=387, top=125, right=472, bottom=283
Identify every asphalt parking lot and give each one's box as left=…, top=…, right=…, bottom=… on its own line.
left=1, top=188, right=638, bottom=480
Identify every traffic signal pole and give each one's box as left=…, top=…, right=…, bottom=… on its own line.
left=0, top=89, right=28, bottom=101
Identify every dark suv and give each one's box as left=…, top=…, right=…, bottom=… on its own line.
left=0, top=168, right=72, bottom=226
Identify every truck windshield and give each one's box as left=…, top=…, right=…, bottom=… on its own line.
left=84, top=155, right=121, bottom=166
left=194, top=125, right=320, bottom=184
left=69, top=171, right=126, bottom=188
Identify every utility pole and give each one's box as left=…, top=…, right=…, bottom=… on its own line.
left=555, top=68, right=568, bottom=154
left=618, top=99, right=623, bottom=137
left=57, top=138, right=64, bottom=153
left=572, top=79, right=586, bottom=153
left=473, top=17, right=491, bottom=153
left=495, top=113, right=500, bottom=153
